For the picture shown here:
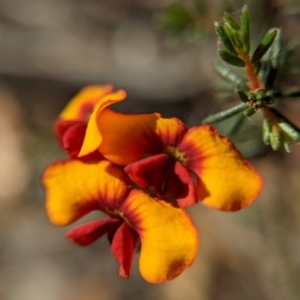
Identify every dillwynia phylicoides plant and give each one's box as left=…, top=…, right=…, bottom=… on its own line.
left=42, top=4, right=300, bottom=283
left=203, top=5, right=300, bottom=152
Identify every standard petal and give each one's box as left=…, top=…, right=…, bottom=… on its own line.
left=59, top=85, right=114, bottom=121
left=179, top=125, right=263, bottom=211
left=42, top=159, right=131, bottom=225
left=111, top=222, right=138, bottom=278
left=83, top=109, right=162, bottom=165
left=67, top=218, right=122, bottom=246
left=121, top=190, right=198, bottom=283
left=78, top=90, right=130, bottom=158
left=155, top=117, right=187, bottom=148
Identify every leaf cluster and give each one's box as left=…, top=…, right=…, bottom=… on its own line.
left=210, top=5, right=300, bottom=153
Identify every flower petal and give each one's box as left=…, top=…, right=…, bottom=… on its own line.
left=174, top=162, right=198, bottom=207
left=125, top=156, right=197, bottom=206
left=78, top=90, right=130, bottom=158
left=89, top=109, right=162, bottom=165
left=67, top=218, right=122, bottom=246
left=125, top=153, right=172, bottom=189
left=59, top=85, right=114, bottom=121
left=54, top=120, right=103, bottom=160
left=54, top=120, right=82, bottom=147
left=111, top=222, right=138, bottom=278
left=154, top=117, right=187, bottom=147
left=42, top=159, right=131, bottom=225
left=179, top=125, right=263, bottom=211
left=121, top=190, right=198, bottom=283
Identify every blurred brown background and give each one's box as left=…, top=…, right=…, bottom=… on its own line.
left=1, top=0, right=300, bottom=299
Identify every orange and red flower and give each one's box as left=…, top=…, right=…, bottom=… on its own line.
left=43, top=84, right=263, bottom=283
left=43, top=159, right=198, bottom=283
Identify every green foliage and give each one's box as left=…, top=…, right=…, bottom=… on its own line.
left=215, top=22, right=237, bottom=55
left=251, top=29, right=278, bottom=63
left=262, top=119, right=272, bottom=145
left=201, top=103, right=247, bottom=124
left=269, top=125, right=283, bottom=151
left=223, top=12, right=240, bottom=30
left=240, top=6, right=250, bottom=54
left=219, top=50, right=245, bottom=67
left=243, top=107, right=255, bottom=117
left=209, top=6, right=300, bottom=152
left=212, top=63, right=247, bottom=89
left=220, top=6, right=251, bottom=52
left=235, top=89, right=248, bottom=103
left=224, top=24, right=243, bottom=49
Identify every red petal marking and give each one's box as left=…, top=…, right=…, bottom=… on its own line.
left=155, top=117, right=187, bottom=148
left=111, top=222, right=138, bottom=278
left=54, top=119, right=103, bottom=160
left=55, top=120, right=86, bottom=157
left=159, top=162, right=187, bottom=200
left=67, top=218, right=122, bottom=246
left=125, top=154, right=197, bottom=206
left=54, top=119, right=81, bottom=146
left=173, top=162, right=198, bottom=207
left=77, top=102, right=95, bottom=121
left=124, top=153, right=172, bottom=189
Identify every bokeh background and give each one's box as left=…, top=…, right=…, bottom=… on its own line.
left=1, top=0, right=300, bottom=299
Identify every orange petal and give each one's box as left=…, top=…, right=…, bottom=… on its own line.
left=87, top=109, right=162, bottom=165
left=154, top=117, right=187, bottom=147
left=59, top=85, right=114, bottom=121
left=78, top=90, right=132, bottom=159
left=42, top=159, right=131, bottom=225
left=179, top=125, right=263, bottom=211
left=121, top=190, right=198, bottom=283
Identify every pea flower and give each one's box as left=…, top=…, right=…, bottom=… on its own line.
left=42, top=159, right=198, bottom=283
left=125, top=117, right=263, bottom=211
left=55, top=85, right=161, bottom=163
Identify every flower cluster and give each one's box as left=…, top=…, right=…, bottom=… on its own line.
left=42, top=85, right=263, bottom=283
